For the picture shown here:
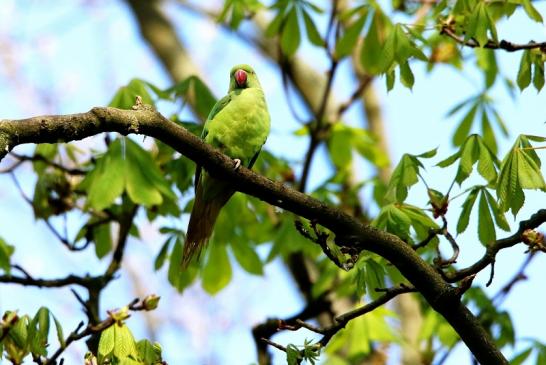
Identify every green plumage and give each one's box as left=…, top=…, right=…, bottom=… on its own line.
left=182, top=64, right=270, bottom=268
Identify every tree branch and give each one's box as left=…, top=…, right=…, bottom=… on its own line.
left=319, top=285, right=416, bottom=346
left=446, top=209, right=546, bottom=282
left=0, top=271, right=95, bottom=288
left=441, top=25, right=546, bottom=52
left=43, top=296, right=153, bottom=365
left=252, top=293, right=333, bottom=365
left=0, top=107, right=509, bottom=364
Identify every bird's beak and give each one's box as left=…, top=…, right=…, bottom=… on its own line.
left=235, top=69, right=247, bottom=87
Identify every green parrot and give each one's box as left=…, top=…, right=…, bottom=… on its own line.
left=181, top=64, right=270, bottom=268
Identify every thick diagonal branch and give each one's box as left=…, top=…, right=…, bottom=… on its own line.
left=0, top=108, right=509, bottom=364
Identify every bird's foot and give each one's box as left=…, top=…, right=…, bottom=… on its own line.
left=233, top=158, right=241, bottom=170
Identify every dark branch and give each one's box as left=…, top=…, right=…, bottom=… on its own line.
left=447, top=209, right=546, bottom=282
left=43, top=297, right=153, bottom=365
left=0, top=107, right=509, bottom=364
left=10, top=152, right=86, bottom=175
left=0, top=272, right=97, bottom=288
left=252, top=293, right=333, bottom=365
left=441, top=25, right=546, bottom=52
left=264, top=285, right=416, bottom=356
left=319, top=285, right=416, bottom=346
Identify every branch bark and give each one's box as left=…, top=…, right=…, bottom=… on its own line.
left=0, top=107, right=509, bottom=364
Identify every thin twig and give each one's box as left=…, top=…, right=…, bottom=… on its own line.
left=294, top=220, right=349, bottom=270
left=261, top=337, right=288, bottom=352
left=320, top=284, right=416, bottom=346
left=493, top=252, right=536, bottom=304
left=0, top=158, right=24, bottom=173
left=447, top=209, right=546, bottom=282
left=10, top=152, right=86, bottom=175
left=43, top=297, right=152, bottom=365
left=9, top=172, right=83, bottom=251
left=0, top=271, right=97, bottom=288
left=441, top=25, right=546, bottom=52
left=298, top=58, right=339, bottom=192
left=336, top=75, right=373, bottom=119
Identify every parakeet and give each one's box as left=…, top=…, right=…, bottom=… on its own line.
left=181, top=64, right=270, bottom=268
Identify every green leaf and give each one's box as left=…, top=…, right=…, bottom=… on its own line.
left=281, top=8, right=301, bottom=56
left=137, top=339, right=162, bottom=365
left=385, top=151, right=433, bottom=203
left=353, top=128, right=390, bottom=167
left=5, top=314, right=29, bottom=364
left=154, top=237, right=172, bottom=271
left=302, top=10, right=324, bottom=46
left=476, top=48, right=498, bottom=88
left=533, top=57, right=545, bottom=91
left=361, top=12, right=386, bottom=74
left=80, top=140, right=125, bottom=210
left=538, top=345, right=546, bottom=365
left=417, top=148, right=438, bottom=158
left=286, top=344, right=302, bottom=365
left=94, top=223, right=112, bottom=259
left=400, top=204, right=440, bottom=242
left=98, top=323, right=139, bottom=363
left=456, top=187, right=479, bottom=234
left=453, top=103, right=478, bottom=146
left=510, top=348, right=533, bottom=365
left=522, top=0, right=543, bottom=22
left=167, top=76, right=216, bottom=120
left=328, top=124, right=353, bottom=168
left=496, top=135, right=546, bottom=214
left=0, top=237, right=14, bottom=273
left=218, top=0, right=244, bottom=29
left=372, top=204, right=412, bottom=242
left=230, top=239, right=263, bottom=275
left=446, top=95, right=474, bottom=117
left=202, top=243, right=232, bottom=294
left=399, top=61, right=415, bottom=89
left=378, top=27, right=396, bottom=73
left=109, top=79, right=154, bottom=110
left=456, top=135, right=479, bottom=183
left=265, top=9, right=285, bottom=36
left=517, top=148, right=546, bottom=189
left=51, top=314, right=65, bottom=348
left=436, top=150, right=461, bottom=168
left=517, top=50, right=532, bottom=91
left=125, top=148, right=163, bottom=206
left=478, top=190, right=496, bottom=245
left=354, top=266, right=367, bottom=297
left=386, top=68, right=395, bottom=91
left=28, top=307, right=50, bottom=356
left=365, top=260, right=386, bottom=300
left=124, top=138, right=176, bottom=207
left=490, top=107, right=509, bottom=137
left=484, top=189, right=510, bottom=231
left=168, top=238, right=198, bottom=292
left=33, top=144, right=58, bottom=174
left=476, top=135, right=499, bottom=182
left=335, top=13, right=366, bottom=58
left=393, top=25, right=411, bottom=62
left=193, top=77, right=217, bottom=121
left=467, top=2, right=490, bottom=47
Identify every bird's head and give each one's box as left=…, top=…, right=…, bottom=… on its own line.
left=229, top=64, right=261, bottom=90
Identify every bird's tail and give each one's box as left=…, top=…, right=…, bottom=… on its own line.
left=181, top=182, right=234, bottom=268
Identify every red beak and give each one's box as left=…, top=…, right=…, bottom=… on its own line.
left=235, top=69, right=247, bottom=87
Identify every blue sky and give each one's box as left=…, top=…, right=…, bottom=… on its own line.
left=0, top=0, right=545, bottom=364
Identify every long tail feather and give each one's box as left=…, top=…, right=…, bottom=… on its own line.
left=181, top=179, right=233, bottom=268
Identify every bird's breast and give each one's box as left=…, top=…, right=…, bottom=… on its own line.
left=207, top=89, right=270, bottom=160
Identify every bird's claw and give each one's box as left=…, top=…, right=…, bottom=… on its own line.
left=233, top=158, right=241, bottom=170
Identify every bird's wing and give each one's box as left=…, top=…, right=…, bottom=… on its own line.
left=247, top=147, right=262, bottom=169
left=195, top=94, right=232, bottom=190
